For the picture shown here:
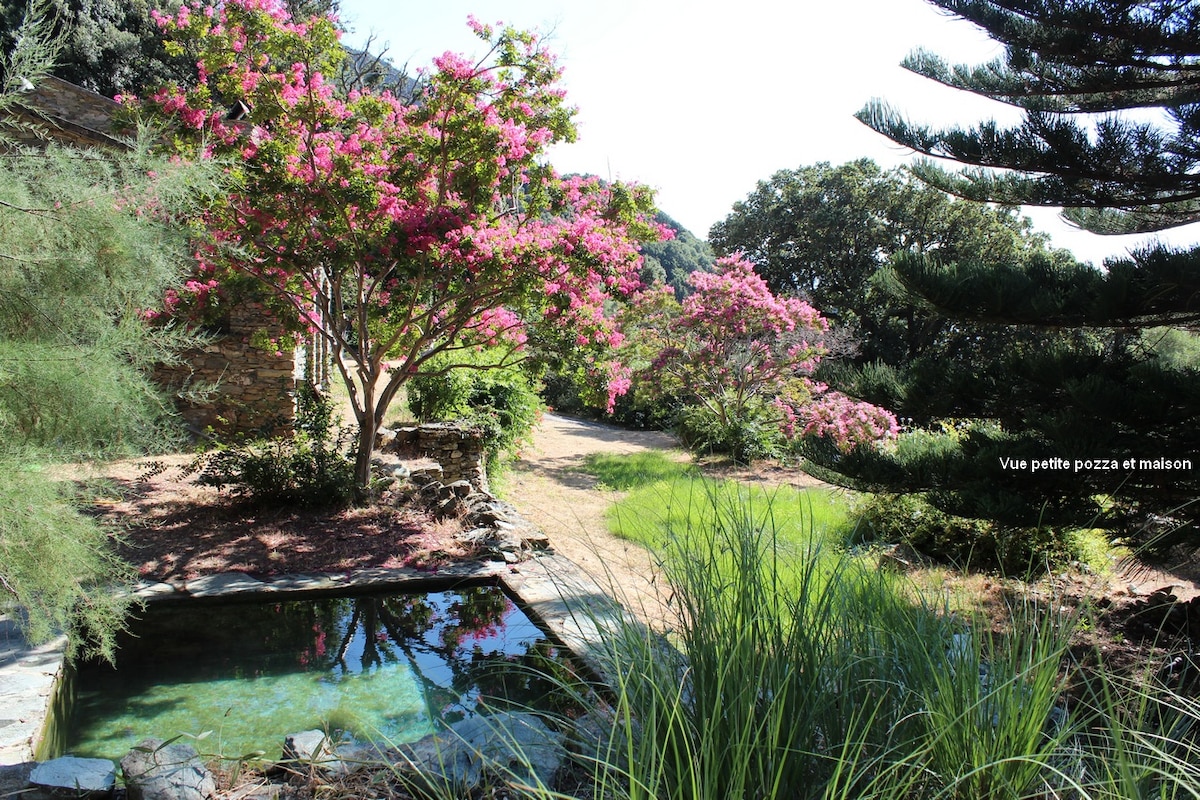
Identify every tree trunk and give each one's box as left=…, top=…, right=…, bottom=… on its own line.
left=353, top=415, right=376, bottom=496
left=351, top=366, right=379, bottom=496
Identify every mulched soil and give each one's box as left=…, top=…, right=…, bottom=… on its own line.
left=82, top=455, right=468, bottom=584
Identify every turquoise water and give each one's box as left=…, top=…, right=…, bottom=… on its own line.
left=66, top=585, right=572, bottom=761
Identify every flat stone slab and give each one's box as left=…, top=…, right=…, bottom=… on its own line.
left=134, top=581, right=180, bottom=599
left=262, top=572, right=340, bottom=592
left=30, top=755, right=116, bottom=794
left=0, top=762, right=33, bottom=795
left=501, top=553, right=645, bottom=685
left=185, top=572, right=268, bottom=597
left=0, top=615, right=65, bottom=768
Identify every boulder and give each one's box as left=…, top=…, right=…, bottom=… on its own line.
left=0, top=763, right=33, bottom=797
left=407, top=465, right=443, bottom=485
left=395, top=712, right=565, bottom=793
left=567, top=709, right=640, bottom=774
left=29, top=756, right=115, bottom=797
left=120, top=739, right=216, bottom=800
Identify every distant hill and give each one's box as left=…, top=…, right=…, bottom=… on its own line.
left=342, top=46, right=420, bottom=100
left=639, top=211, right=716, bottom=297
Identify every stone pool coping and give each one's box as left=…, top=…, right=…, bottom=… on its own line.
left=0, top=550, right=635, bottom=785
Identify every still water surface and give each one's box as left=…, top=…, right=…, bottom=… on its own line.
left=67, top=585, right=570, bottom=761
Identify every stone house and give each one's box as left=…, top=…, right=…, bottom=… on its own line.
left=9, top=74, right=316, bottom=437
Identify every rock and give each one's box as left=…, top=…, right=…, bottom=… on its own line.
left=454, top=528, right=524, bottom=562
left=445, top=480, right=473, bottom=498
left=281, top=731, right=382, bottom=776
left=407, top=465, right=443, bottom=485
left=281, top=731, right=329, bottom=765
left=456, top=527, right=494, bottom=545
left=568, top=709, right=640, bottom=774
left=185, top=573, right=267, bottom=598
left=29, top=756, right=115, bottom=797
left=435, top=497, right=464, bottom=519
left=877, top=542, right=926, bottom=572
left=374, top=427, right=396, bottom=450
left=0, top=763, right=33, bottom=797
left=396, top=712, right=565, bottom=793
left=469, top=507, right=508, bottom=527
left=121, top=739, right=216, bottom=800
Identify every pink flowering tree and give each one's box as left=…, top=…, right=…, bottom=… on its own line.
left=626, top=256, right=897, bottom=461
left=135, top=0, right=662, bottom=490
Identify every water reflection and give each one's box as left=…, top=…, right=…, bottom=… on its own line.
left=67, top=585, right=577, bottom=761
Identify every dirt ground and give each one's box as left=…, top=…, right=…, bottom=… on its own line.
left=502, top=414, right=684, bottom=626
left=502, top=413, right=837, bottom=627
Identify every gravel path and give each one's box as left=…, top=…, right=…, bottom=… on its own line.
left=503, top=413, right=683, bottom=627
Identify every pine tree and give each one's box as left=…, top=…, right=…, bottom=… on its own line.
left=808, top=0, right=1200, bottom=559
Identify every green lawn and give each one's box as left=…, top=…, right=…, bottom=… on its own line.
left=580, top=451, right=856, bottom=553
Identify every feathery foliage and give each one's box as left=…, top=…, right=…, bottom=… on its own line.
left=0, top=2, right=224, bottom=657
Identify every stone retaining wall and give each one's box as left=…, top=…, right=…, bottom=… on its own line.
left=385, top=424, right=489, bottom=492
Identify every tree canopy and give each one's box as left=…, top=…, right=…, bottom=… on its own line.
left=638, top=211, right=715, bottom=297
left=859, top=0, right=1200, bottom=236
left=140, top=0, right=663, bottom=490
left=811, top=0, right=1200, bottom=557
left=709, top=159, right=1072, bottom=365
left=0, top=0, right=194, bottom=97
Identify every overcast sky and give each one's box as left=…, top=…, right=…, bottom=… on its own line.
left=339, top=0, right=1200, bottom=266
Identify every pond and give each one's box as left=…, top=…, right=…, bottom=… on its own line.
left=63, top=583, right=579, bottom=762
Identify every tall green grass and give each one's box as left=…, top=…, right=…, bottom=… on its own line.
left=568, top=486, right=1200, bottom=799
left=389, top=462, right=1200, bottom=799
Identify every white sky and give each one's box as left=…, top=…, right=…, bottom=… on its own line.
left=339, top=0, right=1200, bottom=267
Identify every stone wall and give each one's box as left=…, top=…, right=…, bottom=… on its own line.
left=153, top=302, right=299, bottom=438
left=386, top=424, right=489, bottom=492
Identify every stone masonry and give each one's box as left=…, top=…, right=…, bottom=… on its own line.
left=152, top=302, right=299, bottom=438
left=383, top=423, right=489, bottom=492
left=8, top=76, right=306, bottom=439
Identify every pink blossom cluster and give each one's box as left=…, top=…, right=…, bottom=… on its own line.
left=631, top=255, right=898, bottom=454
left=681, top=257, right=825, bottom=339
left=642, top=256, right=827, bottom=399
left=796, top=384, right=901, bottom=453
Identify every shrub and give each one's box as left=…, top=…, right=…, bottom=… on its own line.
left=184, top=387, right=356, bottom=506
left=407, top=353, right=542, bottom=472
left=575, top=487, right=1083, bottom=800
left=0, top=462, right=137, bottom=661
left=851, top=491, right=1078, bottom=573
left=540, top=367, right=680, bottom=430
left=675, top=402, right=785, bottom=463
